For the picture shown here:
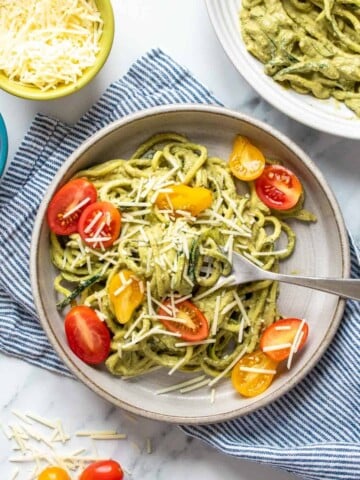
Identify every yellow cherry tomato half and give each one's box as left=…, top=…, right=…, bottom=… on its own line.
left=231, top=350, right=278, bottom=397
left=229, top=135, right=266, bottom=181
left=155, top=184, right=212, bottom=216
left=108, top=269, right=144, bottom=324
left=38, top=466, right=71, bottom=480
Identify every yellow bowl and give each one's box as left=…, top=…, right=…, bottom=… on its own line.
left=0, top=0, right=114, bottom=101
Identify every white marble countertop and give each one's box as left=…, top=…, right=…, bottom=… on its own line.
left=0, top=1, right=359, bottom=479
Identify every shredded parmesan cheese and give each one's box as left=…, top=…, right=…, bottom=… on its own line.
left=208, top=346, right=247, bottom=387
left=239, top=366, right=277, bottom=375
left=0, top=0, right=104, bottom=91
left=113, top=278, right=132, bottom=296
left=175, top=339, right=215, bottom=348
left=221, top=300, right=237, bottom=315
left=11, top=468, right=20, bottom=480
left=238, top=318, right=244, bottom=343
left=116, top=201, right=151, bottom=208
left=0, top=423, right=12, bottom=440
left=232, top=291, right=250, bottom=326
left=146, top=438, right=152, bottom=454
left=294, top=330, right=305, bottom=353
left=90, top=434, right=127, bottom=440
left=84, top=211, right=103, bottom=234
left=121, top=217, right=150, bottom=226
left=252, top=248, right=289, bottom=257
left=76, top=429, right=116, bottom=437
left=85, top=236, right=112, bottom=243
left=25, top=414, right=57, bottom=430
left=124, top=313, right=145, bottom=339
left=287, top=318, right=306, bottom=369
left=263, top=343, right=292, bottom=352
left=11, top=410, right=32, bottom=425
left=168, top=356, right=187, bottom=376
left=155, top=375, right=206, bottom=395
left=193, top=275, right=235, bottom=301
left=146, top=281, right=154, bottom=316
left=180, top=378, right=210, bottom=393
left=211, top=295, right=221, bottom=335
left=209, top=211, right=252, bottom=237
left=243, top=251, right=265, bottom=267
left=144, top=314, right=187, bottom=324
left=2, top=409, right=140, bottom=478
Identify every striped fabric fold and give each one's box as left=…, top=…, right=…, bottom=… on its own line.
left=0, top=48, right=359, bottom=480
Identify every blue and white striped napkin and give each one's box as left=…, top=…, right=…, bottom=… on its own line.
left=0, top=49, right=358, bottom=480
left=183, top=242, right=360, bottom=480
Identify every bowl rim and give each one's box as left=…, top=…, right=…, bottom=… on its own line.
left=30, top=104, right=350, bottom=424
left=0, top=0, right=114, bottom=101
left=0, top=114, right=8, bottom=177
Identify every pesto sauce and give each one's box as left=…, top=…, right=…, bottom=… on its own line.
left=240, top=0, right=360, bottom=117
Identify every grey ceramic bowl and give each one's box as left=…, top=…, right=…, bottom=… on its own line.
left=31, top=105, right=349, bottom=424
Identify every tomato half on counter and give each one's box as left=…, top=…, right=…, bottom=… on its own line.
left=260, top=318, right=309, bottom=362
left=78, top=201, right=122, bottom=249
left=79, top=460, right=124, bottom=480
left=47, top=178, right=97, bottom=235
left=155, top=184, right=212, bottom=216
left=255, top=165, right=303, bottom=210
left=158, top=300, right=209, bottom=342
left=231, top=350, right=278, bottom=397
left=108, top=270, right=144, bottom=324
left=64, top=306, right=111, bottom=364
left=229, top=135, right=265, bottom=181
left=38, top=466, right=71, bottom=480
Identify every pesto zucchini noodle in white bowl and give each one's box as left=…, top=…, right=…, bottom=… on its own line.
left=205, top=0, right=360, bottom=139
left=31, top=105, right=349, bottom=423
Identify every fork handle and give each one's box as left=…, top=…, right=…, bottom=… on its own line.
left=269, top=273, right=360, bottom=301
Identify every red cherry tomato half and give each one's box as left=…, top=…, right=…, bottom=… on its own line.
left=158, top=300, right=209, bottom=342
left=47, top=178, right=97, bottom=235
left=78, top=201, right=121, bottom=249
left=79, top=460, right=124, bottom=480
left=64, top=306, right=111, bottom=364
left=255, top=165, right=303, bottom=211
left=260, top=318, right=309, bottom=362
left=38, top=466, right=71, bottom=480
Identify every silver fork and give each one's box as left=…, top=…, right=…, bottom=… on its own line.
left=222, top=251, right=360, bottom=301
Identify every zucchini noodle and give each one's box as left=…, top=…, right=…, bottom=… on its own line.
left=240, top=0, right=360, bottom=117
left=51, top=133, right=315, bottom=381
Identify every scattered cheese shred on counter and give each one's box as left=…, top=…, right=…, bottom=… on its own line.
left=146, top=438, right=152, bottom=454
left=76, top=430, right=118, bottom=437
left=25, top=413, right=58, bottom=429
left=10, top=468, right=20, bottom=480
left=89, top=433, right=127, bottom=440
left=2, top=409, right=151, bottom=477
left=0, top=0, right=103, bottom=90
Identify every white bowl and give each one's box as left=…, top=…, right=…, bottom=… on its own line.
left=205, top=0, right=360, bottom=139
left=31, top=105, right=349, bottom=424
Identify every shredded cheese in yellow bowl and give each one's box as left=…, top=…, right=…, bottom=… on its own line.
left=0, top=0, right=114, bottom=100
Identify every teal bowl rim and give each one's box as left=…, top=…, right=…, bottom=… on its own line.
left=0, top=114, right=8, bottom=177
